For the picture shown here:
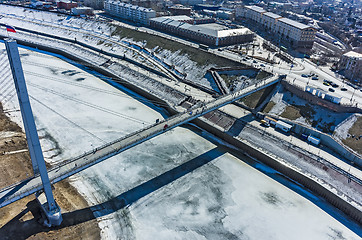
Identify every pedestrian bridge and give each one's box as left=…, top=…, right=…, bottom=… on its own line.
left=0, top=75, right=280, bottom=209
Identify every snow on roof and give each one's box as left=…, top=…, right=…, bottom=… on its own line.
left=167, top=15, right=192, bottom=21
left=276, top=120, right=292, bottom=129
left=245, top=5, right=267, bottom=13
left=278, top=18, right=311, bottom=30
left=150, top=17, right=252, bottom=38
left=188, top=24, right=251, bottom=38
left=105, top=0, right=155, bottom=12
left=263, top=12, right=282, bottom=19
left=343, top=51, right=362, bottom=59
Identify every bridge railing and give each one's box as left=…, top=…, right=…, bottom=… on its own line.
left=0, top=75, right=280, bottom=206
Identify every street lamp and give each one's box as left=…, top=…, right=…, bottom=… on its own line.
left=350, top=88, right=356, bottom=102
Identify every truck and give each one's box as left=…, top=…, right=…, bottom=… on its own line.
left=307, top=135, right=320, bottom=145
left=275, top=120, right=292, bottom=133
left=264, top=116, right=277, bottom=127
left=260, top=119, right=270, bottom=127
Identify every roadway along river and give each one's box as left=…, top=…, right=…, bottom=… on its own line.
left=1, top=43, right=360, bottom=239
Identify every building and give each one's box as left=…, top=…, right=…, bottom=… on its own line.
left=71, top=7, right=94, bottom=15
left=84, top=0, right=104, bottom=10
left=179, top=0, right=203, bottom=6
left=194, top=4, right=221, bottom=11
left=338, top=51, right=362, bottom=83
left=244, top=5, right=266, bottom=23
left=243, top=5, right=316, bottom=50
left=57, top=1, right=78, bottom=10
left=104, top=1, right=156, bottom=25
left=150, top=16, right=254, bottom=46
left=168, top=5, right=191, bottom=16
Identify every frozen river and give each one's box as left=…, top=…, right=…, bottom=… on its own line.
left=0, top=43, right=360, bottom=239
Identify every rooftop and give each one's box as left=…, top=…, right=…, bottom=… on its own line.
left=278, top=17, right=311, bottom=30
left=245, top=5, right=267, bottom=13
left=105, top=1, right=155, bottom=12
left=343, top=51, right=362, bottom=59
left=150, top=16, right=252, bottom=38
left=166, top=15, right=192, bottom=21
left=197, top=23, right=229, bottom=31
left=263, top=12, right=282, bottom=19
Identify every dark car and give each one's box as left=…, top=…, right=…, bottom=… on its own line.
left=328, top=88, right=335, bottom=92
left=312, top=76, right=318, bottom=80
left=301, top=74, right=308, bottom=78
left=331, top=83, right=339, bottom=88
left=341, top=88, right=347, bottom=91
left=253, top=60, right=257, bottom=63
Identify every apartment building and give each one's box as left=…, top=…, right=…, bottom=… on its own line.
left=338, top=51, right=362, bottom=82
left=104, top=1, right=156, bottom=25
left=84, top=0, right=104, bottom=10
left=245, top=5, right=266, bottom=23
left=244, top=5, right=316, bottom=50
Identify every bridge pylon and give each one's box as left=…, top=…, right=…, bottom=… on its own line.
left=4, top=38, right=62, bottom=227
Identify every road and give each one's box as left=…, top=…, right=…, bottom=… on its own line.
left=1, top=11, right=360, bottom=106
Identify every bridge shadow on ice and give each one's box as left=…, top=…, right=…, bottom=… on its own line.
left=0, top=147, right=223, bottom=238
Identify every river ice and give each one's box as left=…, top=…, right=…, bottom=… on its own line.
left=0, top=43, right=360, bottom=239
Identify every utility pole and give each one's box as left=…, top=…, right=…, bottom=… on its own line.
left=5, top=39, right=62, bottom=227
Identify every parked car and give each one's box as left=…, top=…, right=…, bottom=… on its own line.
left=323, top=82, right=330, bottom=86
left=341, top=88, right=347, bottom=91
left=253, top=60, right=257, bottom=63
left=323, top=79, right=332, bottom=84
left=312, top=76, right=318, bottom=80
left=301, top=74, right=308, bottom=78
left=331, top=83, right=339, bottom=88
left=260, top=64, right=265, bottom=67
left=328, top=88, right=335, bottom=92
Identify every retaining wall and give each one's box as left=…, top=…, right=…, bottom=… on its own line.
left=262, top=112, right=362, bottom=167
left=194, top=117, right=362, bottom=225
left=3, top=35, right=361, bottom=226
left=281, top=80, right=362, bottom=113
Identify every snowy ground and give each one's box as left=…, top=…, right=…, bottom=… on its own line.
left=1, top=43, right=361, bottom=239
left=334, top=114, right=360, bottom=140
left=0, top=5, right=219, bottom=91
left=267, top=84, right=352, bottom=133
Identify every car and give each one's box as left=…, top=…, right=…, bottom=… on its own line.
left=301, top=74, right=308, bottom=78
left=323, top=82, right=330, bottom=86
left=253, top=60, right=257, bottom=63
left=328, top=88, right=335, bottom=92
left=260, top=64, right=265, bottom=67
left=279, top=74, right=287, bottom=79
left=341, top=88, right=347, bottom=91
left=312, top=76, right=318, bottom=80
left=331, top=83, right=339, bottom=88
left=323, top=79, right=332, bottom=84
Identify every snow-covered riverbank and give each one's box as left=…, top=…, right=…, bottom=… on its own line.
left=1, top=42, right=360, bottom=239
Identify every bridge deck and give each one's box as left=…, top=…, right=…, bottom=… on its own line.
left=0, top=76, right=280, bottom=208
